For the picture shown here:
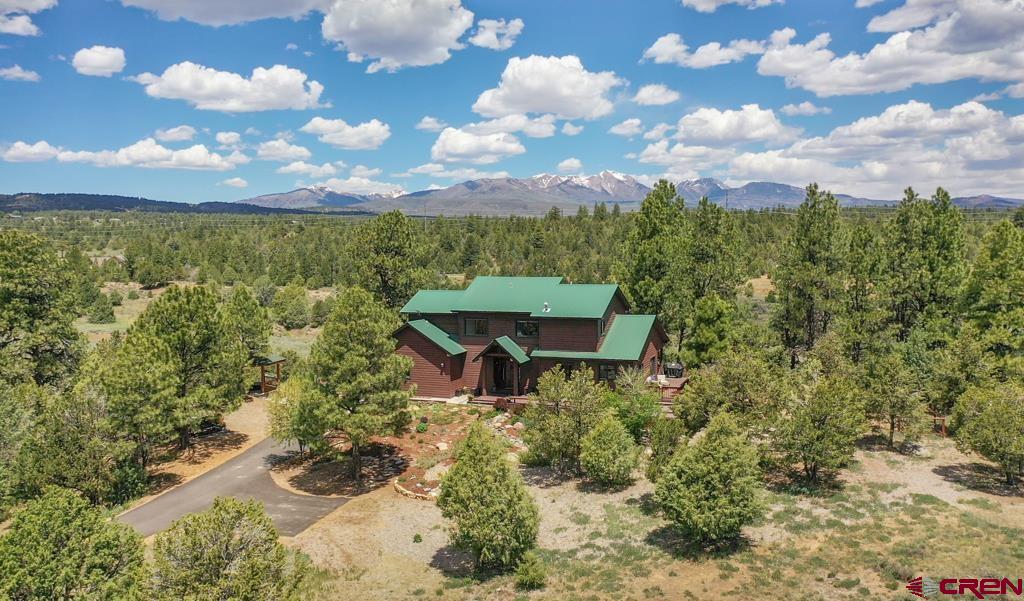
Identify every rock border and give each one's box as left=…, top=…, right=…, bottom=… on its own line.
left=393, top=477, right=437, bottom=501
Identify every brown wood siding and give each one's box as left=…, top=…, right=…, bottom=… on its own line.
left=395, top=328, right=457, bottom=398
left=640, top=329, right=664, bottom=376
left=539, top=318, right=599, bottom=352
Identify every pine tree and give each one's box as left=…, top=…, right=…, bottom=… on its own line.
left=839, top=223, right=888, bottom=364
left=437, top=422, right=539, bottom=570
left=305, top=287, right=412, bottom=480
left=681, top=292, right=734, bottom=368
left=271, top=281, right=310, bottom=330
left=150, top=497, right=309, bottom=600
left=131, top=285, right=247, bottom=449
left=674, top=350, right=785, bottom=435
left=0, top=231, right=83, bottom=386
left=87, top=293, right=116, bottom=324
left=773, top=184, right=844, bottom=362
left=618, top=181, right=686, bottom=319
left=222, top=284, right=271, bottom=361
left=883, top=187, right=965, bottom=339
left=0, top=487, right=145, bottom=600
left=866, top=350, right=927, bottom=448
left=655, top=413, right=764, bottom=544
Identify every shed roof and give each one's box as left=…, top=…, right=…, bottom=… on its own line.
left=399, top=319, right=466, bottom=356
left=530, top=314, right=657, bottom=362
left=400, top=276, right=621, bottom=319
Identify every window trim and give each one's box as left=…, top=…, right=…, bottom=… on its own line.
left=464, top=317, right=489, bottom=337
left=515, top=319, right=540, bottom=338
left=598, top=363, right=617, bottom=381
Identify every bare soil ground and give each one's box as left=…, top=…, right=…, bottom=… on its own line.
left=290, top=431, right=1024, bottom=601
left=270, top=403, right=482, bottom=499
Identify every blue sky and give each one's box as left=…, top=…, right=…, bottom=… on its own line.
left=1, top=0, right=1023, bottom=202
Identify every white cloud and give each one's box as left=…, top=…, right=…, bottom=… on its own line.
left=131, top=61, right=325, bottom=112
left=0, top=0, right=56, bottom=36
left=322, top=0, right=474, bottom=73
left=643, top=122, right=674, bottom=141
left=674, top=104, right=799, bottom=145
left=415, top=116, right=447, bottom=132
left=277, top=160, right=337, bottom=177
left=286, top=42, right=299, bottom=50
left=679, top=0, right=781, bottom=12
left=401, top=162, right=509, bottom=179
left=462, top=114, right=556, bottom=138
left=562, top=122, right=583, bottom=136
left=608, top=118, right=644, bottom=137
left=350, top=164, right=381, bottom=177
left=473, top=55, right=625, bottom=120
left=636, top=139, right=735, bottom=173
left=256, top=139, right=312, bottom=161
left=2, top=140, right=60, bottom=162
left=119, top=0, right=325, bottom=26
left=468, top=17, right=523, bottom=51
left=642, top=33, right=765, bottom=68
left=72, top=46, right=126, bottom=77
left=298, top=116, right=391, bottom=149
left=855, top=0, right=884, bottom=7
left=758, top=2, right=1024, bottom=97
left=557, top=157, right=582, bottom=173
left=0, top=64, right=39, bottom=81
left=154, top=125, right=196, bottom=142
left=55, top=138, right=240, bottom=170
left=633, top=84, right=680, bottom=106
left=317, top=176, right=405, bottom=196
left=430, top=127, right=525, bottom=164
left=220, top=177, right=248, bottom=188
left=215, top=131, right=242, bottom=147
left=1006, top=82, right=1024, bottom=98
left=780, top=101, right=831, bottom=116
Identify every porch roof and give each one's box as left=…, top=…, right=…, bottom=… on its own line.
left=472, top=335, right=531, bottom=365
left=530, top=314, right=657, bottom=362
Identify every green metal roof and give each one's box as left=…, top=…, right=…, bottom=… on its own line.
left=473, top=335, right=531, bottom=364
left=400, top=290, right=465, bottom=315
left=401, top=276, right=621, bottom=319
left=402, top=319, right=466, bottom=356
left=530, top=314, right=657, bottom=361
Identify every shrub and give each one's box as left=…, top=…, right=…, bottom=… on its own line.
left=87, top=293, right=115, bottom=323
left=271, top=281, right=309, bottom=330
left=523, top=365, right=605, bottom=473
left=109, top=290, right=124, bottom=306
left=416, top=422, right=428, bottom=433
left=952, top=382, right=1024, bottom=485
left=127, top=289, right=140, bottom=300
left=0, top=487, right=145, bottom=600
left=603, top=366, right=661, bottom=442
left=646, top=417, right=687, bottom=482
left=515, top=551, right=547, bottom=590
left=655, top=413, right=764, bottom=544
left=580, top=414, right=639, bottom=486
left=437, top=422, right=539, bottom=570
left=151, top=497, right=310, bottom=600
left=773, top=375, right=864, bottom=482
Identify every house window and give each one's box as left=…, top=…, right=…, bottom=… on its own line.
left=598, top=364, right=617, bottom=381
left=464, top=318, right=489, bottom=337
left=515, top=320, right=539, bottom=338
left=598, top=317, right=606, bottom=338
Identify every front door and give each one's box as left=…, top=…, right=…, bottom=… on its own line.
left=492, top=357, right=510, bottom=391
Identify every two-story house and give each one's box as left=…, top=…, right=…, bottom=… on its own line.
left=394, top=276, right=668, bottom=399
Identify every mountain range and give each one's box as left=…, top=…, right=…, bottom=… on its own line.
left=2, top=174, right=1021, bottom=216
left=237, top=171, right=1001, bottom=216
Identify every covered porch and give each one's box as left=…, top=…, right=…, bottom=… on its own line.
left=472, top=335, right=532, bottom=397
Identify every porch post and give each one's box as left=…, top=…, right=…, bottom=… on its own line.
left=513, top=361, right=519, bottom=396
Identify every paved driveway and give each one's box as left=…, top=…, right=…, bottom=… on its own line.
left=119, top=438, right=347, bottom=537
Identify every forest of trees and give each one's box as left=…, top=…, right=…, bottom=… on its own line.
left=0, top=183, right=1022, bottom=596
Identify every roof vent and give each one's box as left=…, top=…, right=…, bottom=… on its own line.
left=542, top=301, right=551, bottom=313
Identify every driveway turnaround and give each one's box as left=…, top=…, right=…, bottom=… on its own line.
left=119, top=438, right=348, bottom=537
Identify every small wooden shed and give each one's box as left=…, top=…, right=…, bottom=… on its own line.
left=253, top=354, right=286, bottom=394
